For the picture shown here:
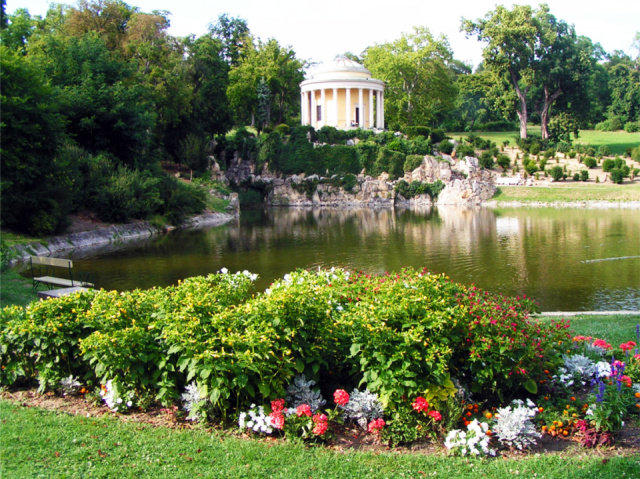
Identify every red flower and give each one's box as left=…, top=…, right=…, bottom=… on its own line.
left=412, top=397, right=429, bottom=413
left=367, top=418, right=386, bottom=434
left=312, top=413, right=328, bottom=435
left=620, top=341, right=637, bottom=352
left=269, top=412, right=285, bottom=429
left=428, top=410, right=442, bottom=421
left=334, top=389, right=350, bottom=406
left=592, top=339, right=612, bottom=350
left=296, top=404, right=312, bottom=417
left=271, top=398, right=285, bottom=413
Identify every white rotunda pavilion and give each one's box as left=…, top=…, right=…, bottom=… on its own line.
left=300, top=56, right=385, bottom=130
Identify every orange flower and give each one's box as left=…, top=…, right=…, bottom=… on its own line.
left=562, top=430, right=569, bottom=436
left=538, top=407, right=544, bottom=413
left=485, top=412, right=492, bottom=419
left=466, top=412, right=472, bottom=417
left=570, top=397, right=576, bottom=401
left=635, top=392, right=640, bottom=399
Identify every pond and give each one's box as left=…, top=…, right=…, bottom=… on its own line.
left=63, top=206, right=639, bottom=312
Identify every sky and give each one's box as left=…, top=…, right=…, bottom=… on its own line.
left=7, top=0, right=640, bottom=71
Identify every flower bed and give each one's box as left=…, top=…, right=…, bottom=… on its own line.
left=1, top=267, right=638, bottom=452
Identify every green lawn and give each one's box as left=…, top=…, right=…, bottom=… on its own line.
left=535, top=314, right=640, bottom=348
left=448, top=127, right=640, bottom=156
left=0, top=270, right=38, bottom=308
left=492, top=183, right=640, bottom=203
left=1, top=401, right=638, bottom=479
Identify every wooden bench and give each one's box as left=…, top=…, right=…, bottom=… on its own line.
left=30, top=256, right=94, bottom=291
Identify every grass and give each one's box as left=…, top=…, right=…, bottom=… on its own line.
left=1, top=401, right=638, bottom=479
left=447, top=127, right=640, bottom=156
left=535, top=314, right=640, bottom=348
left=492, top=183, right=640, bottom=203
left=0, top=270, right=38, bottom=308
left=1, top=313, right=639, bottom=477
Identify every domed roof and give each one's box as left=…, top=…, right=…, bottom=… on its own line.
left=310, top=55, right=372, bottom=80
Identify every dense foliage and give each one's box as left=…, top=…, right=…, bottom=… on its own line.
left=1, top=268, right=565, bottom=416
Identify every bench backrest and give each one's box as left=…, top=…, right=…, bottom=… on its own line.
left=31, top=256, right=73, bottom=269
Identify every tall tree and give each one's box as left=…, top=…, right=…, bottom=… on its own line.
left=209, top=13, right=249, bottom=67
left=64, top=0, right=136, bottom=52
left=363, top=27, right=456, bottom=130
left=462, top=4, right=600, bottom=140
left=227, top=36, right=304, bottom=126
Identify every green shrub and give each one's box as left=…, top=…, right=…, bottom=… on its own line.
left=374, top=147, right=405, bottom=179
left=317, top=126, right=345, bottom=145
left=555, top=142, right=571, bottom=153
left=496, top=154, right=511, bottom=171
left=403, top=126, right=431, bottom=138
left=408, top=136, right=433, bottom=155
left=395, top=180, right=445, bottom=200
left=624, top=121, right=640, bottom=133
left=438, top=140, right=454, bottom=155
left=316, top=145, right=360, bottom=175
left=602, top=158, right=616, bottom=172
left=404, top=155, right=424, bottom=172
left=583, top=157, right=597, bottom=169
left=538, top=158, right=548, bottom=170
left=430, top=129, right=446, bottom=144
left=595, top=116, right=623, bottom=132
left=356, top=140, right=380, bottom=173
left=572, top=173, right=580, bottom=181
left=597, top=145, right=611, bottom=157
left=610, top=168, right=624, bottom=184
left=580, top=170, right=589, bottom=182
left=524, top=160, right=538, bottom=176
left=479, top=151, right=494, bottom=169
left=549, top=165, right=564, bottom=181
left=455, top=144, right=476, bottom=158
left=275, top=123, right=290, bottom=135
left=568, top=150, right=577, bottom=159
left=632, top=147, right=640, bottom=162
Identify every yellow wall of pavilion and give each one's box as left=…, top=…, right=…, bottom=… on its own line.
left=312, top=88, right=373, bottom=129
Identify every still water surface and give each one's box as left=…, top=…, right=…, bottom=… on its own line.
left=66, top=207, right=639, bottom=312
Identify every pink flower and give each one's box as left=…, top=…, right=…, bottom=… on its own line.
left=296, top=404, right=312, bottom=417
left=367, top=418, right=386, bottom=434
left=428, top=410, right=442, bottom=421
left=269, top=412, right=285, bottom=429
left=271, top=398, right=285, bottom=413
left=334, top=389, right=350, bottom=406
left=412, top=396, right=429, bottom=413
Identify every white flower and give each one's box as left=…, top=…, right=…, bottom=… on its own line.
left=220, top=267, right=228, bottom=274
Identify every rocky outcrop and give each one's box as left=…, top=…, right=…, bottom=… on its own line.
left=239, top=154, right=497, bottom=208
left=266, top=174, right=395, bottom=207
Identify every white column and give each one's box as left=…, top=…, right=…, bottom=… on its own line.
left=320, top=89, right=326, bottom=128
left=300, top=93, right=304, bottom=125
left=368, top=89, right=374, bottom=129
left=380, top=91, right=385, bottom=129
left=345, top=88, right=351, bottom=128
left=358, top=88, right=364, bottom=128
left=333, top=88, right=338, bottom=127
left=376, top=91, right=381, bottom=128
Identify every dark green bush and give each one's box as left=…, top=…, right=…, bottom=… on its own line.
left=597, top=145, right=611, bottom=157
left=403, top=126, right=431, bottom=138
left=524, top=159, right=538, bottom=176
left=479, top=151, right=494, bottom=169
left=568, top=150, right=577, bottom=159
left=455, top=144, right=476, bottom=158
left=95, top=168, right=162, bottom=223
left=374, top=147, right=405, bottom=179
left=356, top=140, right=380, bottom=173
left=317, top=126, right=346, bottom=145
left=496, top=154, right=511, bottom=171
left=549, top=165, right=564, bottom=181
left=602, top=158, right=616, bottom=172
left=163, top=180, right=207, bottom=225
left=395, top=180, right=445, bottom=200
left=572, top=173, right=580, bottom=181
left=624, top=121, right=640, bottom=133
left=438, top=140, right=454, bottom=155
left=317, top=145, right=360, bottom=175
left=430, top=129, right=446, bottom=144
left=580, top=170, right=589, bottom=182
left=275, top=123, right=290, bottom=135
left=555, top=142, right=571, bottom=153
left=409, top=136, right=433, bottom=155
left=473, top=120, right=517, bottom=131
left=404, top=155, right=424, bottom=172
left=583, top=157, right=597, bottom=169
left=610, top=168, right=624, bottom=184
left=538, top=158, right=548, bottom=171
left=256, top=131, right=283, bottom=173
left=595, top=116, right=623, bottom=131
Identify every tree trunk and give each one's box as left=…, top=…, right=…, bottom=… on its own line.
left=510, top=68, right=529, bottom=139
left=540, top=85, right=562, bottom=140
